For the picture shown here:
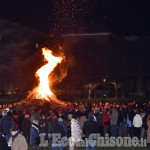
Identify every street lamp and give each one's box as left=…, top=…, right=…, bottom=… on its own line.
left=103, top=79, right=106, bottom=83
left=103, top=79, right=107, bottom=97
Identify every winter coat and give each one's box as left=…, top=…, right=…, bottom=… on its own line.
left=0, top=135, right=10, bottom=150
left=142, top=114, right=148, bottom=130
left=133, top=114, right=143, bottom=128
left=22, top=118, right=31, bottom=135
left=17, top=114, right=24, bottom=131
left=96, top=113, right=103, bottom=126
left=0, top=115, right=2, bottom=128
left=12, top=114, right=19, bottom=128
left=66, top=120, right=71, bottom=138
left=103, top=114, right=110, bottom=127
left=58, top=121, right=67, bottom=136
left=110, top=110, right=118, bottom=125
left=39, top=119, right=48, bottom=134
left=48, top=117, right=53, bottom=133
left=147, top=120, right=150, bottom=143
left=8, top=133, right=28, bottom=150
left=82, top=119, right=99, bottom=138
left=79, top=116, right=87, bottom=130
left=118, top=110, right=127, bottom=124
left=127, top=111, right=134, bottom=123
left=50, top=122, right=66, bottom=139
left=71, top=118, right=82, bottom=142
left=1, top=116, right=12, bottom=134
left=30, top=124, right=39, bottom=145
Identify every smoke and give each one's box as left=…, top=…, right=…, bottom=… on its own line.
left=49, top=60, right=69, bottom=86
left=48, top=45, right=74, bottom=92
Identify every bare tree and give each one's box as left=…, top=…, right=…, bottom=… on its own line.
left=85, top=83, right=99, bottom=99
left=110, top=81, right=121, bottom=99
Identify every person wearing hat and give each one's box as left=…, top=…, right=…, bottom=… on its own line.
left=58, top=118, right=67, bottom=136
left=8, top=123, right=28, bottom=150
left=82, top=112, right=99, bottom=150
left=50, top=117, right=66, bottom=150
left=39, top=114, right=49, bottom=149
left=95, top=109, right=103, bottom=136
left=22, top=113, right=31, bottom=143
left=30, top=120, right=40, bottom=150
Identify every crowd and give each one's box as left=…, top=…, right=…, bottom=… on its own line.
left=0, top=100, right=150, bottom=150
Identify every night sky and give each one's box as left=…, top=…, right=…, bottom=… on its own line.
left=0, top=0, right=150, bottom=35
left=0, top=0, right=150, bottom=97
left=0, top=0, right=52, bottom=33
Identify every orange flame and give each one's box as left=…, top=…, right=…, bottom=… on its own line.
left=28, top=48, right=63, bottom=101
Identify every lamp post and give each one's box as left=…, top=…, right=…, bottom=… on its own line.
left=103, top=79, right=106, bottom=83
left=103, top=79, right=107, bottom=97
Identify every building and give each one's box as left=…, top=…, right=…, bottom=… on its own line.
left=61, top=33, right=150, bottom=98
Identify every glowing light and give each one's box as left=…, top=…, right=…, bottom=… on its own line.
left=28, top=48, right=63, bottom=100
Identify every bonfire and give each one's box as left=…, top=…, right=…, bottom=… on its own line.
left=15, top=48, right=66, bottom=110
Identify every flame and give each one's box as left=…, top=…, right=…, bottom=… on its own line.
left=28, top=48, right=63, bottom=101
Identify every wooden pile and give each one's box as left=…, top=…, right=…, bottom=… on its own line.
left=13, top=98, right=66, bottom=111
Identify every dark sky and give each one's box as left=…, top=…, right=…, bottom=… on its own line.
left=0, top=0, right=150, bottom=95
left=0, top=0, right=52, bottom=33
left=0, top=0, right=150, bottom=35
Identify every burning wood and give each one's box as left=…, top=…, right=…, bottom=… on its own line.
left=15, top=48, right=66, bottom=109
left=14, top=98, right=66, bottom=111
left=27, top=48, right=63, bottom=101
